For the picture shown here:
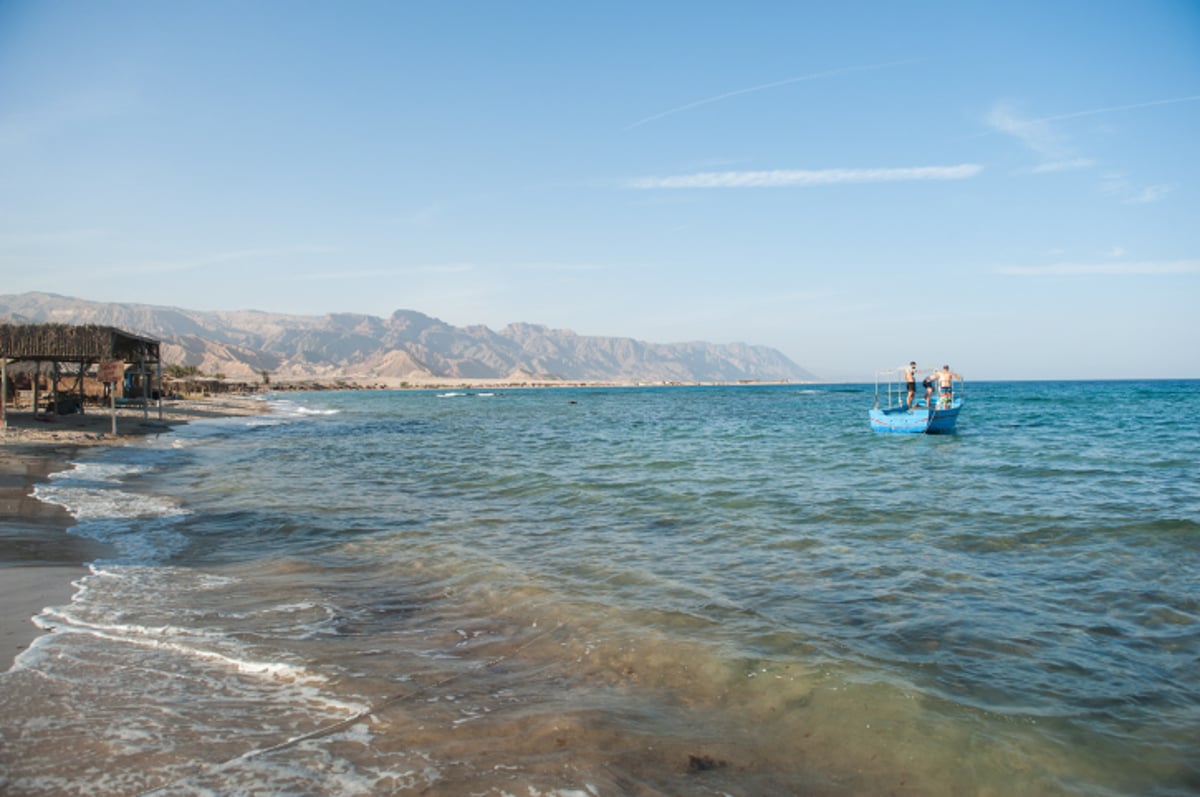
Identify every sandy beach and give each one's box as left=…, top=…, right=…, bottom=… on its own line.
left=0, top=396, right=267, bottom=668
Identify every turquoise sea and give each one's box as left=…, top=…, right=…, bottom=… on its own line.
left=2, top=381, right=1198, bottom=795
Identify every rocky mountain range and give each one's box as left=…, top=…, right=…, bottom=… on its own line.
left=0, top=292, right=815, bottom=384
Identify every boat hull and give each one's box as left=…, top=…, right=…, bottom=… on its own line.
left=869, top=401, right=961, bottom=434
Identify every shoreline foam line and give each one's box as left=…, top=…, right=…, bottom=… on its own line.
left=133, top=621, right=567, bottom=797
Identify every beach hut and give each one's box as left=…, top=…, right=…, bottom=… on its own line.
left=163, top=375, right=225, bottom=397
left=0, top=323, right=163, bottom=432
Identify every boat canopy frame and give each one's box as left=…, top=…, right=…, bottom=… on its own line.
left=872, top=366, right=965, bottom=411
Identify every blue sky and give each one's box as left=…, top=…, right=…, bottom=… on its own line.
left=1, top=1, right=1197, bottom=380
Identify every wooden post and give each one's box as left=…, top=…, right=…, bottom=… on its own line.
left=1, top=358, right=7, bottom=429
left=99, top=360, right=123, bottom=436
left=32, top=361, right=41, bottom=416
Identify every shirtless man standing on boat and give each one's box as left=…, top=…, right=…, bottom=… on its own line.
left=935, top=365, right=962, bottom=407
left=904, top=362, right=918, bottom=408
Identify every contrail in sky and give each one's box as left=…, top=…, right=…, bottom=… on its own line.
left=1038, top=94, right=1200, bottom=123
left=997, top=259, right=1200, bottom=276
left=624, top=59, right=921, bottom=131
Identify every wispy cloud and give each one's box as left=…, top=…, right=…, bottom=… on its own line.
left=113, top=246, right=335, bottom=277
left=298, top=261, right=601, bottom=282
left=986, top=102, right=1079, bottom=169
left=628, top=164, right=982, bottom=189
left=624, top=59, right=920, bottom=131
left=1125, top=184, right=1172, bottom=205
left=1030, top=158, right=1095, bottom=174
left=516, top=262, right=604, bottom=273
left=986, top=94, right=1200, bottom=177
left=0, top=228, right=106, bottom=247
left=997, top=260, right=1200, bottom=276
left=1100, top=172, right=1173, bottom=205
left=298, top=263, right=473, bottom=281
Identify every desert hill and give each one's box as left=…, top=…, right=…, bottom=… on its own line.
left=0, top=293, right=815, bottom=385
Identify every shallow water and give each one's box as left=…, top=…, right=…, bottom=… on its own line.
left=2, top=381, right=1198, bottom=795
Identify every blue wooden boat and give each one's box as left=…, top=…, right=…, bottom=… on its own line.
left=869, top=368, right=963, bottom=434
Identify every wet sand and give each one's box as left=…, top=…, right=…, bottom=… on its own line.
left=0, top=397, right=266, bottom=667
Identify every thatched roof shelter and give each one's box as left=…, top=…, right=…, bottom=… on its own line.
left=0, top=323, right=160, bottom=365
left=1, top=324, right=163, bottom=429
